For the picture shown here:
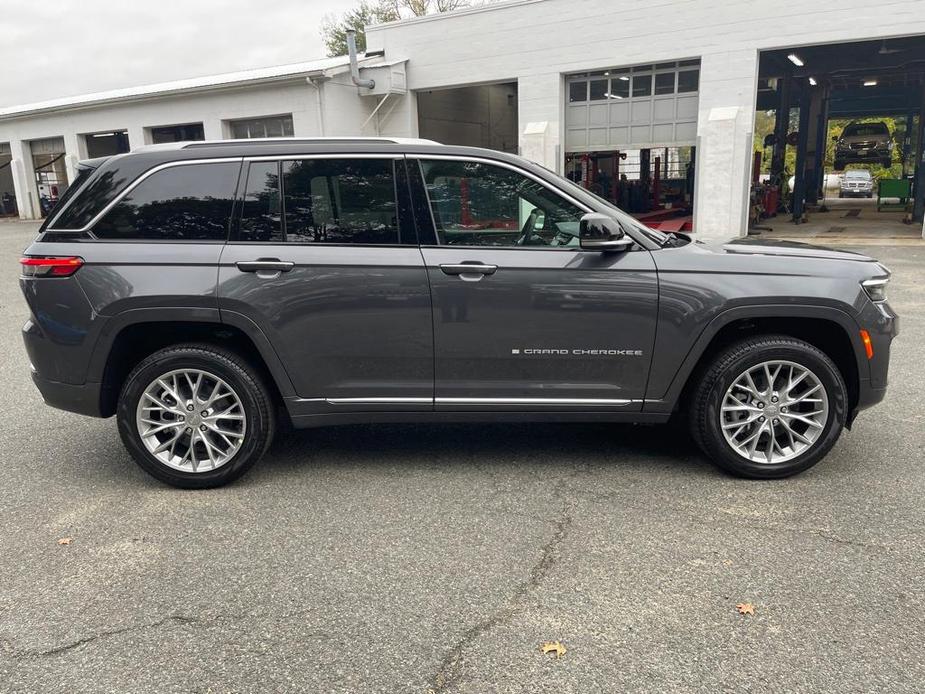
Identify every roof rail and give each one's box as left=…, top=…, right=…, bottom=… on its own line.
left=179, top=136, right=441, bottom=149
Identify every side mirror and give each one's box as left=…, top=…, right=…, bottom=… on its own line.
left=579, top=213, right=634, bottom=252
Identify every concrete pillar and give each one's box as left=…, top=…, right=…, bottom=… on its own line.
left=203, top=121, right=224, bottom=141
left=517, top=72, right=562, bottom=173
left=62, top=132, right=82, bottom=185
left=127, top=125, right=147, bottom=150
left=693, top=50, right=759, bottom=241
left=9, top=140, right=39, bottom=220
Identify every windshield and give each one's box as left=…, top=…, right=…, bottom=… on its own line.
left=844, top=124, right=887, bottom=137
left=845, top=170, right=871, bottom=179
left=545, top=167, right=671, bottom=246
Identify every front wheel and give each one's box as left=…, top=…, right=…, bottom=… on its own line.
left=689, top=335, right=847, bottom=478
left=117, top=344, right=275, bottom=488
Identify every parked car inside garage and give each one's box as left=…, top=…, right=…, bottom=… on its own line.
left=834, top=122, right=893, bottom=170
left=839, top=169, right=874, bottom=198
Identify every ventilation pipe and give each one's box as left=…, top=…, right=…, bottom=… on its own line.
left=346, top=29, right=375, bottom=90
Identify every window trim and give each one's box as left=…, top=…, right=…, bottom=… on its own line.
left=52, top=157, right=243, bottom=237
left=230, top=153, right=410, bottom=247
left=409, top=154, right=594, bottom=250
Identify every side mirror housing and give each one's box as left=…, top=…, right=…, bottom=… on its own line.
left=579, top=213, right=634, bottom=252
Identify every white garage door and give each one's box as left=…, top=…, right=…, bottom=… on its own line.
left=566, top=60, right=700, bottom=151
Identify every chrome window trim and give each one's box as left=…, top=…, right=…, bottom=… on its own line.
left=50, top=157, right=244, bottom=234
left=242, top=153, right=401, bottom=162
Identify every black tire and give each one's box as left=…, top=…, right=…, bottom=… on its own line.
left=117, top=344, right=275, bottom=488
left=838, top=192, right=844, bottom=198
left=689, top=335, right=847, bottom=479
left=834, top=160, right=845, bottom=171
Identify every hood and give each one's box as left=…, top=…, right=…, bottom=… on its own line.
left=712, top=237, right=876, bottom=263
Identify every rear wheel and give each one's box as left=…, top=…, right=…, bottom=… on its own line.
left=117, top=344, right=274, bottom=488
left=689, top=335, right=847, bottom=478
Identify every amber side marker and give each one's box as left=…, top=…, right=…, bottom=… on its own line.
left=860, top=330, right=874, bottom=360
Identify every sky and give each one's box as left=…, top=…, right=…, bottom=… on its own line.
left=1, top=0, right=359, bottom=108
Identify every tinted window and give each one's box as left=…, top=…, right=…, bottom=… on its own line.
left=632, top=74, right=652, bottom=97
left=51, top=166, right=133, bottom=229
left=569, top=81, right=587, bottom=103
left=92, top=162, right=238, bottom=240
left=239, top=161, right=282, bottom=242
left=230, top=115, right=294, bottom=139
left=677, top=69, right=699, bottom=93
left=282, top=158, right=399, bottom=244
left=654, top=72, right=675, bottom=95
left=844, top=124, right=888, bottom=137
left=609, top=76, right=630, bottom=99
left=589, top=79, right=608, bottom=101
left=418, top=159, right=585, bottom=248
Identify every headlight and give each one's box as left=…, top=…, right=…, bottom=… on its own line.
left=862, top=277, right=889, bottom=302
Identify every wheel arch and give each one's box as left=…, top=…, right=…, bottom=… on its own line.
left=92, top=310, right=295, bottom=418
left=652, top=305, right=865, bottom=420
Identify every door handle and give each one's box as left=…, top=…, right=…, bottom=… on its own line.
left=236, top=259, right=295, bottom=273
left=439, top=263, right=498, bottom=277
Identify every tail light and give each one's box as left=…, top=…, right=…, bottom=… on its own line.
left=19, top=256, right=84, bottom=278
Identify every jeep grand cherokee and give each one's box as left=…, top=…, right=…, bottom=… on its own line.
left=20, top=138, right=897, bottom=488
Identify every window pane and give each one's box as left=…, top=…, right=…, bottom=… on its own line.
left=589, top=79, right=608, bottom=101
left=229, top=115, right=294, bottom=139
left=239, top=162, right=282, bottom=242
left=418, top=159, right=584, bottom=248
left=609, top=75, right=630, bottom=99
left=632, top=74, right=652, bottom=97
left=654, top=72, right=675, bottom=95
left=282, top=159, right=399, bottom=244
left=569, top=81, right=587, bottom=103
left=92, top=163, right=238, bottom=240
left=677, top=69, right=699, bottom=93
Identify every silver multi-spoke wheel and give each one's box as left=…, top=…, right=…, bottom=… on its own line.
left=720, top=360, right=829, bottom=464
left=135, top=368, right=246, bottom=473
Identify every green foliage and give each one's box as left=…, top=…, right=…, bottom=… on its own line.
left=321, top=0, right=471, bottom=57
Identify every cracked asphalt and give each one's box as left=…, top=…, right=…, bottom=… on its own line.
left=1, top=220, right=923, bottom=693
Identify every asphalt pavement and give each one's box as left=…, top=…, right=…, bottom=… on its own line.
left=0, top=220, right=923, bottom=693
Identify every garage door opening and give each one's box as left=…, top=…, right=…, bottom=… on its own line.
left=564, top=60, right=700, bottom=232
left=30, top=137, right=69, bottom=218
left=417, top=82, right=518, bottom=153
left=0, top=142, right=16, bottom=217
left=751, top=35, right=925, bottom=241
left=148, top=123, right=205, bottom=144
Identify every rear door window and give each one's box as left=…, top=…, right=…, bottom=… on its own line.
left=281, top=158, right=401, bottom=245
left=92, top=162, right=239, bottom=240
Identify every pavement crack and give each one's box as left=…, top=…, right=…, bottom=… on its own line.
left=428, top=474, right=578, bottom=693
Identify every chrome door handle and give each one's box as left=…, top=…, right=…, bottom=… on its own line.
left=439, top=263, right=498, bottom=276
left=236, top=259, right=294, bottom=273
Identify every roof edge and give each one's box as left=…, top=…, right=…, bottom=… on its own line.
left=367, top=0, right=546, bottom=32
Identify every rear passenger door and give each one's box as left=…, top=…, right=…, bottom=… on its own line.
left=217, top=155, right=434, bottom=415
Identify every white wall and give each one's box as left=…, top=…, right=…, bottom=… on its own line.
left=367, top=0, right=925, bottom=239
left=0, top=80, right=322, bottom=219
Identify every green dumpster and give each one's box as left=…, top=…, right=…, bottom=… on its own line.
left=877, top=178, right=912, bottom=212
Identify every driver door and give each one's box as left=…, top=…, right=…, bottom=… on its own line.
left=408, top=157, right=659, bottom=411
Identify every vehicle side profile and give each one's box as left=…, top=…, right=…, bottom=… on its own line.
left=21, top=138, right=897, bottom=488
left=834, top=121, right=893, bottom=170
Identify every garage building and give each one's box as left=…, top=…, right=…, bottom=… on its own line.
left=2, top=0, right=924, bottom=242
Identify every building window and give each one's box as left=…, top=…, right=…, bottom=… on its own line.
left=569, top=82, right=587, bottom=103
left=229, top=115, right=294, bottom=139
left=632, top=74, right=652, bottom=98
left=654, top=72, right=676, bottom=95
left=92, top=162, right=238, bottom=240
left=149, top=123, right=205, bottom=144
left=677, top=69, right=700, bottom=93
left=589, top=79, right=608, bottom=101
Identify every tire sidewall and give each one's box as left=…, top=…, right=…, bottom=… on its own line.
left=703, top=343, right=847, bottom=478
left=117, top=349, right=270, bottom=488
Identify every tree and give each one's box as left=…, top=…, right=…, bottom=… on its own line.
left=321, top=0, right=470, bottom=57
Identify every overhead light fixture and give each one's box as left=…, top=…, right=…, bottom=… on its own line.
left=91, top=132, right=119, bottom=138
left=863, top=79, right=878, bottom=87
left=787, top=53, right=804, bottom=67
left=604, top=71, right=610, bottom=76
left=619, top=75, right=630, bottom=81
left=808, top=77, right=817, bottom=86
left=603, top=92, right=624, bottom=100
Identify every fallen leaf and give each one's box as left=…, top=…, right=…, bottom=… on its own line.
left=736, top=602, right=755, bottom=616
left=57, top=538, right=72, bottom=546
left=540, top=640, right=567, bottom=658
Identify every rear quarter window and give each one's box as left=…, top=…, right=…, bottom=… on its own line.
left=92, top=162, right=240, bottom=241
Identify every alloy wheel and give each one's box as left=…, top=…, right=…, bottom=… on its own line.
left=135, top=369, right=246, bottom=472
left=720, top=360, right=829, bottom=464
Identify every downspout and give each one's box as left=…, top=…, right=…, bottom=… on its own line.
left=307, top=75, right=327, bottom=136
left=346, top=29, right=375, bottom=90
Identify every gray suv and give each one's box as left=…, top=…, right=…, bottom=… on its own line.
left=21, top=138, right=897, bottom=488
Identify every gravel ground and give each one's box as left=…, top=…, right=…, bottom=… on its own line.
left=0, top=220, right=922, bottom=693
